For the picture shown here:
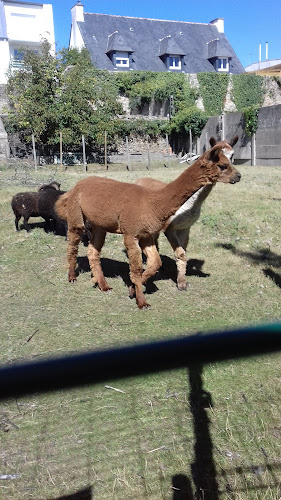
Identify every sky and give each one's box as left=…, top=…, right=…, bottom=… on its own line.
left=50, top=0, right=281, bottom=68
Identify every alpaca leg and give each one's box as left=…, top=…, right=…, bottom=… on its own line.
left=87, top=229, right=112, bottom=292
left=67, top=228, right=83, bottom=282
left=165, top=227, right=190, bottom=290
left=140, top=237, right=162, bottom=285
left=124, top=235, right=149, bottom=309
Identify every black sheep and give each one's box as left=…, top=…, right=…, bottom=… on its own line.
left=11, top=182, right=61, bottom=231
left=37, top=188, right=67, bottom=235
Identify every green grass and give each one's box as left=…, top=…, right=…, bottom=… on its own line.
left=0, top=162, right=280, bottom=499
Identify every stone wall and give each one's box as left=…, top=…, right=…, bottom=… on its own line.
left=0, top=85, right=10, bottom=159
left=199, top=104, right=281, bottom=166
left=0, top=116, right=9, bottom=159
left=0, top=85, right=9, bottom=114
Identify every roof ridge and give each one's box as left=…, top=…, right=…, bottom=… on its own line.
left=83, top=12, right=211, bottom=26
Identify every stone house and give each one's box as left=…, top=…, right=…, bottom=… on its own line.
left=69, top=1, right=244, bottom=74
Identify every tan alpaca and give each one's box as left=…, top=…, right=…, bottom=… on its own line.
left=55, top=141, right=241, bottom=309
left=136, top=136, right=239, bottom=290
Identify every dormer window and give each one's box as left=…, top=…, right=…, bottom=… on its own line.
left=168, top=55, right=181, bottom=70
left=115, top=51, right=129, bottom=67
left=217, top=57, right=229, bottom=72
left=159, top=36, right=185, bottom=72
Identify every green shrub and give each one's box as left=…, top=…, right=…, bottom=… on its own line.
left=170, top=107, right=208, bottom=136
left=197, top=73, right=229, bottom=115
left=244, top=106, right=259, bottom=136
left=232, top=74, right=265, bottom=111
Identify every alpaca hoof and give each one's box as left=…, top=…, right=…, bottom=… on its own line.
left=138, top=302, right=150, bottom=310
left=177, top=282, right=190, bottom=291
left=102, top=286, right=112, bottom=293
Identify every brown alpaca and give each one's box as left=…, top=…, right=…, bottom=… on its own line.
left=136, top=136, right=240, bottom=290
left=55, top=142, right=241, bottom=309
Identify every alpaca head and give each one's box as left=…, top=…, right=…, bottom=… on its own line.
left=207, top=136, right=241, bottom=184
left=209, top=136, right=238, bottom=163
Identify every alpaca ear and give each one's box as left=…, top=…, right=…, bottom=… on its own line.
left=229, top=135, right=238, bottom=147
left=206, top=147, right=220, bottom=163
left=209, top=137, right=217, bottom=148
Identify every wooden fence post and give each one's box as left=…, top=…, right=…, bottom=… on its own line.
left=104, top=131, right=108, bottom=170
left=165, top=133, right=171, bottom=167
left=189, top=129, right=192, bottom=153
left=32, top=134, right=37, bottom=171
left=147, top=139, right=151, bottom=170
left=251, top=133, right=256, bottom=166
left=126, top=136, right=130, bottom=170
left=82, top=135, right=87, bottom=172
left=59, top=131, right=63, bottom=169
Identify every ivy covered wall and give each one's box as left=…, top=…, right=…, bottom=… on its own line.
left=114, top=71, right=274, bottom=142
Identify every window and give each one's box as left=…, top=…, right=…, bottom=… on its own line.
left=11, top=13, right=36, bottom=18
left=12, top=49, right=24, bottom=68
left=217, top=57, right=229, bottom=72
left=14, top=49, right=24, bottom=61
left=168, top=55, right=181, bottom=70
left=116, top=57, right=129, bottom=67
left=115, top=51, right=129, bottom=67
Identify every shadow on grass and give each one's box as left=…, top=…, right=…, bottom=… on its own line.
left=49, top=486, right=92, bottom=499
left=171, top=473, right=194, bottom=499
left=216, top=243, right=281, bottom=290
left=181, top=364, right=281, bottom=499
left=219, top=462, right=281, bottom=496
left=18, top=220, right=67, bottom=237
left=188, top=364, right=219, bottom=500
left=76, top=255, right=210, bottom=295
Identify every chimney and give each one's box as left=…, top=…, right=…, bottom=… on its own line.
left=266, top=42, right=268, bottom=61
left=259, top=43, right=261, bottom=62
left=71, top=1, right=84, bottom=24
left=210, top=18, right=224, bottom=34
left=70, top=2, right=85, bottom=49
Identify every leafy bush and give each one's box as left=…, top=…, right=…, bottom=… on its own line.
left=197, top=72, right=229, bottom=115
left=170, top=107, right=208, bottom=136
left=232, top=74, right=265, bottom=111
left=244, top=106, right=259, bottom=136
left=115, top=71, right=197, bottom=113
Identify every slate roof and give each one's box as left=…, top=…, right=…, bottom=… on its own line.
left=159, top=35, right=186, bottom=57
left=77, top=13, right=244, bottom=74
left=207, top=38, right=233, bottom=59
left=106, top=31, right=135, bottom=54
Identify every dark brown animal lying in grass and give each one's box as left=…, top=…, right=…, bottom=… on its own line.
left=55, top=141, right=241, bottom=309
left=135, top=136, right=239, bottom=290
left=11, top=181, right=61, bottom=231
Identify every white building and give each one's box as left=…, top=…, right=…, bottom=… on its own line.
left=0, top=0, right=55, bottom=84
left=245, top=59, right=281, bottom=73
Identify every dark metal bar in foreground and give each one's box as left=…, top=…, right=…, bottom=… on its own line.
left=0, top=323, right=280, bottom=400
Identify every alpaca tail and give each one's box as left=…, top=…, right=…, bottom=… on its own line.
left=55, top=192, right=69, bottom=221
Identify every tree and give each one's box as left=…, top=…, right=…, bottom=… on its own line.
left=6, top=39, right=60, bottom=147
left=6, top=44, right=123, bottom=152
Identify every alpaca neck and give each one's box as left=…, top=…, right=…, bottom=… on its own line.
left=154, top=160, right=217, bottom=221
left=170, top=184, right=214, bottom=220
